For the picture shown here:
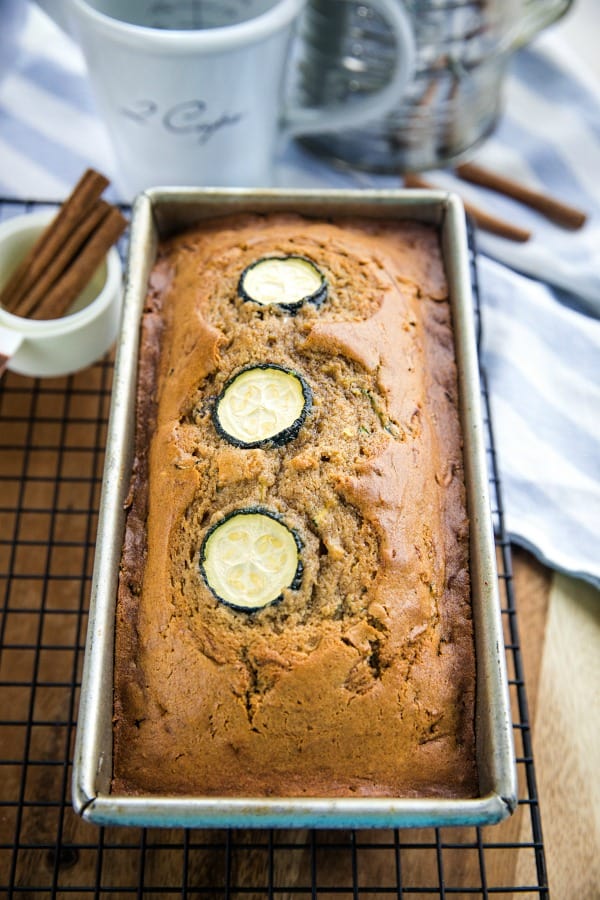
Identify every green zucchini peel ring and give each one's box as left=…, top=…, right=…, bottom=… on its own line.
left=238, top=255, right=327, bottom=313
left=212, top=364, right=312, bottom=448
left=199, top=507, right=303, bottom=611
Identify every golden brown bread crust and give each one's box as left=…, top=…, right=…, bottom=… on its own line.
left=112, top=213, right=478, bottom=798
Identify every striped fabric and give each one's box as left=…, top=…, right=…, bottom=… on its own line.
left=479, top=256, right=600, bottom=586
left=1, top=4, right=598, bottom=587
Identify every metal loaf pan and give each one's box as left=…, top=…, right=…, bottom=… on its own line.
left=72, top=187, right=517, bottom=829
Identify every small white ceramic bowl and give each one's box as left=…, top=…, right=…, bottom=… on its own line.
left=0, top=209, right=123, bottom=377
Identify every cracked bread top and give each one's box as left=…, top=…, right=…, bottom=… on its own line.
left=112, top=213, right=477, bottom=798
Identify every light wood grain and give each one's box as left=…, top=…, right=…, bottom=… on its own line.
left=512, top=547, right=553, bottom=719
left=516, top=572, right=600, bottom=899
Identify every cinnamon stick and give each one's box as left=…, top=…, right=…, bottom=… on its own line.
left=13, top=199, right=112, bottom=319
left=404, top=173, right=532, bottom=242
left=31, top=205, right=127, bottom=320
left=456, top=161, right=587, bottom=230
left=0, top=168, right=109, bottom=312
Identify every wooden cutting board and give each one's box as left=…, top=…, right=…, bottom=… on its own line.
left=512, top=549, right=600, bottom=899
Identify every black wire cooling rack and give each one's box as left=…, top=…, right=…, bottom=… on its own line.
left=0, top=198, right=548, bottom=898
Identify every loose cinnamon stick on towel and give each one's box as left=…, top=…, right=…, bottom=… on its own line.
left=404, top=173, right=532, bottom=242
left=31, top=205, right=127, bottom=321
left=456, top=161, right=587, bottom=230
left=0, top=168, right=109, bottom=313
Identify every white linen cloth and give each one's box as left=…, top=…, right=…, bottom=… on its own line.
left=0, top=4, right=598, bottom=587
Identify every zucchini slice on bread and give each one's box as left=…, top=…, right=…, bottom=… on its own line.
left=238, top=255, right=326, bottom=313
left=213, top=364, right=312, bottom=448
left=199, top=508, right=303, bottom=611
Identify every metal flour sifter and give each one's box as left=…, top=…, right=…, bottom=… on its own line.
left=295, top=0, right=573, bottom=172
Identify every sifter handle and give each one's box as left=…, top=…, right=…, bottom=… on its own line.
left=282, top=0, right=415, bottom=138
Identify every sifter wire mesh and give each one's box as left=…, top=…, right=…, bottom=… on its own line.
left=0, top=198, right=548, bottom=898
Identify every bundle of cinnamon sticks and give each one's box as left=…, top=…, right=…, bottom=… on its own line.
left=0, top=169, right=127, bottom=319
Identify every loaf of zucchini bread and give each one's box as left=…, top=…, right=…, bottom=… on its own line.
left=112, top=213, right=478, bottom=798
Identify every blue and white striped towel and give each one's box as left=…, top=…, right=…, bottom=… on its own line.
left=1, top=4, right=599, bottom=588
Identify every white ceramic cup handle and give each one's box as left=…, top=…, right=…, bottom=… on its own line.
left=283, top=0, right=415, bottom=138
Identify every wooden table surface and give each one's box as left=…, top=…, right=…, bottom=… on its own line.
left=511, top=549, right=600, bottom=899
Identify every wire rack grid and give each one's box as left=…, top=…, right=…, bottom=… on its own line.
left=0, top=198, right=548, bottom=898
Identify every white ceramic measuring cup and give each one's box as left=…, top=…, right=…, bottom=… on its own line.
left=33, top=0, right=415, bottom=197
left=0, top=211, right=122, bottom=378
